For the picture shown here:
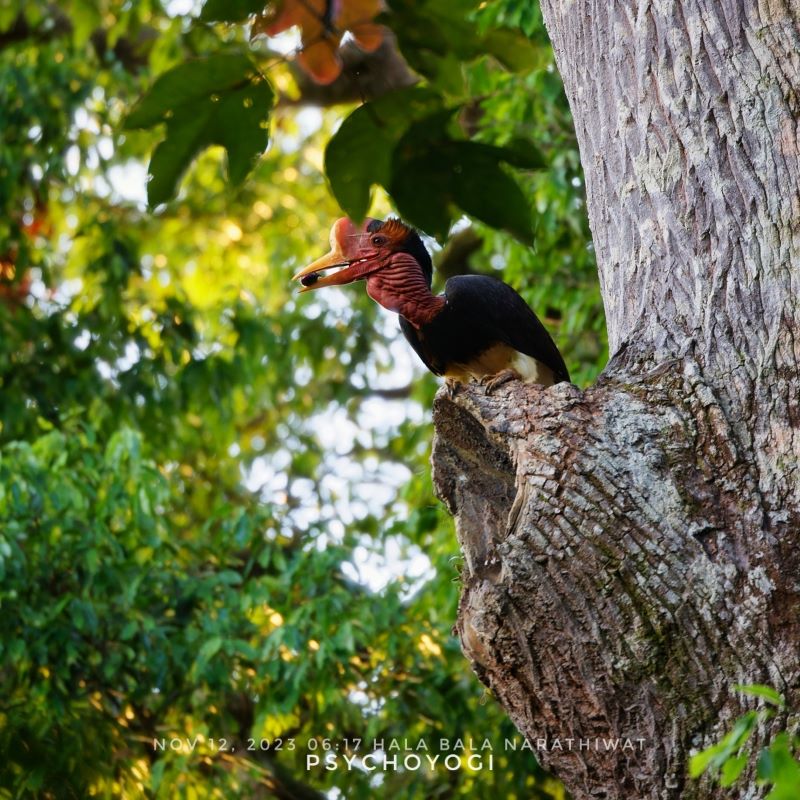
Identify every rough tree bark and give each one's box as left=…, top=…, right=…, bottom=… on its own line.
left=431, top=3, right=800, bottom=799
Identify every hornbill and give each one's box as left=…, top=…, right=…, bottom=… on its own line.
left=292, top=217, right=570, bottom=392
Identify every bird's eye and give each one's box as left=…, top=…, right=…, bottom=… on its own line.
left=371, top=235, right=387, bottom=246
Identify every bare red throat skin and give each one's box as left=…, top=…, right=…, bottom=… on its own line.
left=366, top=253, right=445, bottom=329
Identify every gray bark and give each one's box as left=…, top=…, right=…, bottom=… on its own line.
left=431, top=2, right=800, bottom=798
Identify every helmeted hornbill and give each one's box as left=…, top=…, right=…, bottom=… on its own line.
left=293, top=217, right=570, bottom=391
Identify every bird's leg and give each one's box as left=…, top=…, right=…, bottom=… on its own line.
left=444, top=378, right=460, bottom=399
left=481, top=368, right=520, bottom=394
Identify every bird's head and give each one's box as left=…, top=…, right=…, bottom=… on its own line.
left=292, top=217, right=432, bottom=293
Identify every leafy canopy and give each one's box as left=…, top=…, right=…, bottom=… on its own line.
left=125, top=0, right=547, bottom=241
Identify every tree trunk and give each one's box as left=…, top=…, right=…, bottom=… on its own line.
left=431, top=2, right=800, bottom=798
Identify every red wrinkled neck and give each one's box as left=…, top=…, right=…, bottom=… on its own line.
left=365, top=253, right=445, bottom=328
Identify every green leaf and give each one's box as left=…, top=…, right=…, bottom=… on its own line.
left=148, top=81, right=272, bottom=206
left=720, top=753, right=748, bottom=786
left=390, top=149, right=452, bottom=239
left=325, top=87, right=442, bottom=220
left=194, top=635, right=223, bottom=672
left=120, top=620, right=138, bottom=641
left=390, top=113, right=537, bottom=242
left=230, top=638, right=258, bottom=659
left=334, top=622, right=355, bottom=653
left=495, top=137, right=547, bottom=170
left=105, top=428, right=142, bottom=469
left=125, top=54, right=256, bottom=129
left=150, top=758, right=168, bottom=793
left=385, top=0, right=480, bottom=85
left=200, top=0, right=265, bottom=22
left=766, top=783, right=800, bottom=800
left=125, top=55, right=273, bottom=205
left=689, top=711, right=758, bottom=778
left=217, top=569, right=243, bottom=585
left=688, top=748, right=716, bottom=779
left=71, top=0, right=103, bottom=46
left=386, top=0, right=539, bottom=95
left=758, top=733, right=800, bottom=794
left=734, top=684, right=785, bottom=708
left=451, top=145, right=535, bottom=243
left=483, top=29, right=543, bottom=72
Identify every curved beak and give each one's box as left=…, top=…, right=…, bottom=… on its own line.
left=292, top=249, right=356, bottom=293
left=292, top=217, right=377, bottom=293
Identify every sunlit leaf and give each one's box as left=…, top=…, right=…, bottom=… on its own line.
left=689, top=712, right=758, bottom=778
left=720, top=753, right=748, bottom=786
left=483, top=28, right=544, bottom=72
left=758, top=733, right=800, bottom=788
left=734, top=684, right=785, bottom=708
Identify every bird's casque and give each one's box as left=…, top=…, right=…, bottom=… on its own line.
left=293, top=217, right=570, bottom=391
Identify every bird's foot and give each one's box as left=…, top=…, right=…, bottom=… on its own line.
left=444, top=378, right=460, bottom=399
left=481, top=368, right=520, bottom=394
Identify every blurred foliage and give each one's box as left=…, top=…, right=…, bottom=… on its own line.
left=0, top=0, right=604, bottom=798
left=689, top=685, right=800, bottom=797
left=123, top=0, right=552, bottom=240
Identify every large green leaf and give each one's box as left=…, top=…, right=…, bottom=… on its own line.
left=450, top=146, right=534, bottom=243
left=125, top=54, right=256, bottom=128
left=125, top=54, right=273, bottom=206
left=758, top=733, right=800, bottom=788
left=390, top=149, right=453, bottom=239
left=324, top=87, right=442, bottom=220
left=389, top=112, right=539, bottom=242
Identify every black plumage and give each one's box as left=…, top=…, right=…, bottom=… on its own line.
left=294, top=216, right=569, bottom=388
left=398, top=274, right=570, bottom=385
